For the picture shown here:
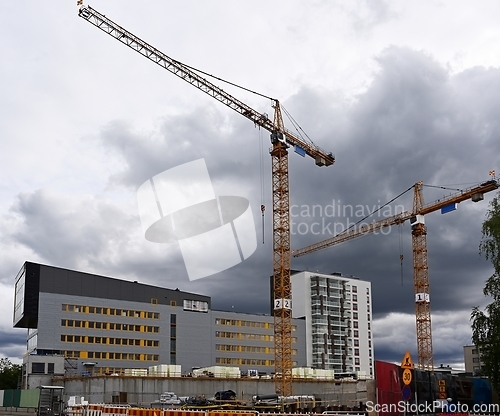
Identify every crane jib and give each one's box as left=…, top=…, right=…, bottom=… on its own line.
left=78, top=5, right=335, bottom=167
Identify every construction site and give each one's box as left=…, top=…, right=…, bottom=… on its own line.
left=2, top=3, right=500, bottom=416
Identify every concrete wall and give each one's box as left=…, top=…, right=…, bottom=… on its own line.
left=62, top=376, right=374, bottom=408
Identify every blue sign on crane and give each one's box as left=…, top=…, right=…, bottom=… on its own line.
left=441, top=203, right=457, bottom=214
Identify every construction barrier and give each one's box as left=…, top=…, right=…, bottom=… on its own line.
left=102, top=406, right=129, bottom=416
left=165, top=411, right=206, bottom=416
left=66, top=404, right=86, bottom=416
left=86, top=404, right=104, bottom=416
left=71, top=405, right=320, bottom=416
left=208, top=412, right=257, bottom=416
left=128, top=409, right=163, bottom=416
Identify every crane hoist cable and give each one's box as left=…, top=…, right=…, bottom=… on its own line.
left=337, top=185, right=414, bottom=237
left=399, top=222, right=404, bottom=285
left=259, top=127, right=266, bottom=244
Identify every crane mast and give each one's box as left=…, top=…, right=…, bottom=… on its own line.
left=79, top=4, right=335, bottom=395
left=293, top=178, right=499, bottom=370
left=411, top=182, right=433, bottom=370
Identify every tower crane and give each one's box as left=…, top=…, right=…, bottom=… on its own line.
left=78, top=4, right=335, bottom=395
left=293, top=177, right=499, bottom=371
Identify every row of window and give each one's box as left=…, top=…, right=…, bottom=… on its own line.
left=63, top=350, right=160, bottom=361
left=215, top=319, right=299, bottom=332
left=61, top=319, right=159, bottom=332
left=215, top=331, right=297, bottom=343
left=215, top=331, right=274, bottom=341
left=60, top=334, right=159, bottom=347
left=216, top=357, right=292, bottom=366
left=215, top=344, right=297, bottom=356
left=62, top=304, right=160, bottom=319
left=216, top=344, right=273, bottom=354
left=85, top=351, right=160, bottom=361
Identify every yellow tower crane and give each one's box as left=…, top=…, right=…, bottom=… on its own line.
left=293, top=177, right=499, bottom=371
left=78, top=4, right=335, bottom=395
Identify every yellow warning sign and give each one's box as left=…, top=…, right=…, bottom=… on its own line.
left=401, top=350, right=414, bottom=369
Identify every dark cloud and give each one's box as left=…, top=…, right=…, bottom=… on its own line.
left=2, top=45, right=499, bottom=369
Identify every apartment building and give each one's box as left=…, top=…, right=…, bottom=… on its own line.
left=290, top=271, right=374, bottom=377
left=463, top=345, right=484, bottom=375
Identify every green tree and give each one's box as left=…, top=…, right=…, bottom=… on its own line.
left=0, top=358, right=22, bottom=389
left=471, top=193, right=500, bottom=393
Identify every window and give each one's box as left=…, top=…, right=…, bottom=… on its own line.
left=353, top=321, right=358, bottom=329
left=354, top=330, right=359, bottom=338
left=353, top=303, right=358, bottom=311
left=355, top=348, right=359, bottom=356
left=355, top=358, right=360, bottom=365
left=354, top=339, right=359, bottom=347
left=47, top=363, right=55, bottom=374
left=32, top=363, right=45, bottom=374
left=353, top=312, right=358, bottom=319
left=352, top=294, right=358, bottom=301
left=352, top=285, right=357, bottom=293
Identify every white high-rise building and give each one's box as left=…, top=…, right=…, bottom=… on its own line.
left=291, top=271, right=374, bottom=378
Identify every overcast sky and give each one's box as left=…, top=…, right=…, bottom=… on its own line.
left=2, top=0, right=500, bottom=371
